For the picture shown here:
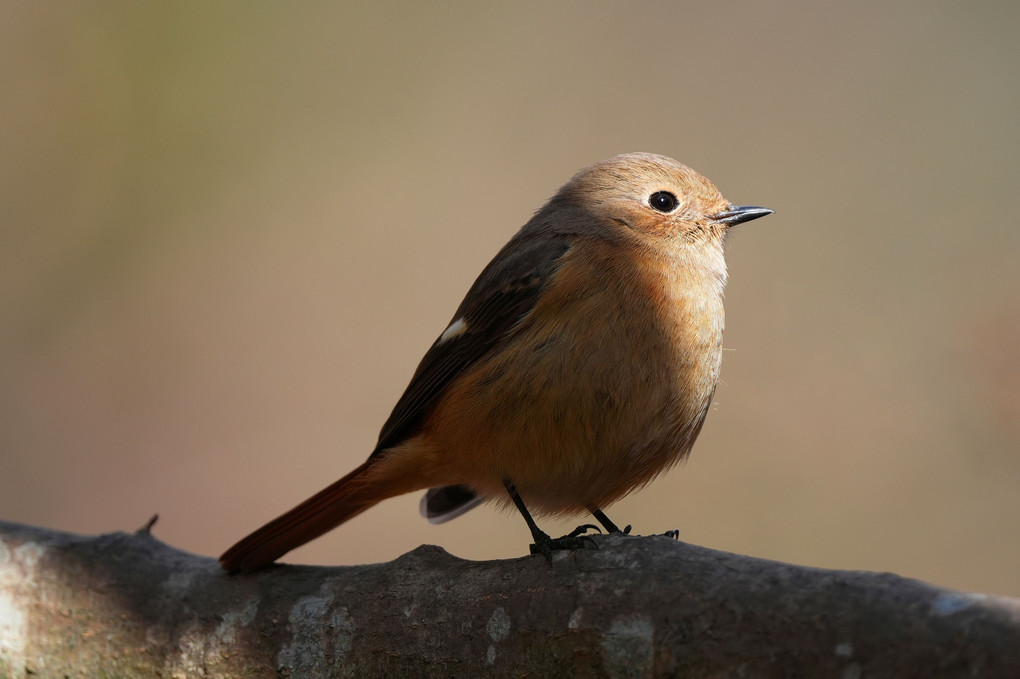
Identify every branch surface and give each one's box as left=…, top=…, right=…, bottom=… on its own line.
left=0, top=519, right=1017, bottom=678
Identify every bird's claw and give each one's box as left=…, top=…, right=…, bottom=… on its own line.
left=663, top=529, right=680, bottom=540
left=530, top=529, right=600, bottom=561
left=566, top=523, right=601, bottom=538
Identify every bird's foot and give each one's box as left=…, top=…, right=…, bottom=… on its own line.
left=566, top=523, right=601, bottom=538
left=530, top=525, right=599, bottom=560
left=663, top=529, right=680, bottom=540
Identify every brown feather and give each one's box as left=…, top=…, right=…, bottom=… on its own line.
left=219, top=153, right=770, bottom=569
left=218, top=451, right=431, bottom=572
left=373, top=235, right=572, bottom=452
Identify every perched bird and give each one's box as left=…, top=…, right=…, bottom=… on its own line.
left=220, top=153, right=771, bottom=572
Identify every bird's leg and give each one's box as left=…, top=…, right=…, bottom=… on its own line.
left=503, top=479, right=597, bottom=560
left=588, top=506, right=632, bottom=535
left=503, top=479, right=549, bottom=543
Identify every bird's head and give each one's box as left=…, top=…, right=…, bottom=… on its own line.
left=558, top=152, right=771, bottom=244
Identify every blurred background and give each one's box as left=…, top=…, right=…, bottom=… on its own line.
left=2, top=2, right=1018, bottom=596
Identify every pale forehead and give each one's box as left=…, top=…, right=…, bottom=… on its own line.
left=566, top=153, right=722, bottom=203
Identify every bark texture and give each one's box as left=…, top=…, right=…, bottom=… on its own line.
left=0, top=519, right=1017, bottom=678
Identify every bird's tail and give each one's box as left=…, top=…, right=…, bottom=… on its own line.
left=420, top=484, right=484, bottom=524
left=220, top=459, right=396, bottom=572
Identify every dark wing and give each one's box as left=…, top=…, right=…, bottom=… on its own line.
left=372, top=233, right=571, bottom=454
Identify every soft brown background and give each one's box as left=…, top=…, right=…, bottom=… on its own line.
left=2, top=3, right=1018, bottom=596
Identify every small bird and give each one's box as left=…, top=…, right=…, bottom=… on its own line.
left=219, top=153, right=771, bottom=572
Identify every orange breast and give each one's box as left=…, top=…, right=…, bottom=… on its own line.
left=420, top=239, right=727, bottom=514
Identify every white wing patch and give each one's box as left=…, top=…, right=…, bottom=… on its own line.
left=438, top=317, right=468, bottom=344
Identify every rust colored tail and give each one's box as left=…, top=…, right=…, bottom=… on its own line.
left=220, top=460, right=386, bottom=572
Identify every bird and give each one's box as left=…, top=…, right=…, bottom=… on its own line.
left=219, top=152, right=771, bottom=572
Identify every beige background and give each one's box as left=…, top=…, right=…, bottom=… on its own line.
left=2, top=2, right=1018, bottom=596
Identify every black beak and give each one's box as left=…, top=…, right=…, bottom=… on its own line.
left=712, top=205, right=773, bottom=227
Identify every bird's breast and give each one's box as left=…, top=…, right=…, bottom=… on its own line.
left=422, top=239, right=729, bottom=511
left=631, top=244, right=727, bottom=430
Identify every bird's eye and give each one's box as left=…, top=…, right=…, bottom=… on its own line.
left=649, top=191, right=679, bottom=213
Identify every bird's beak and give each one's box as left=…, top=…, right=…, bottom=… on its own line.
left=711, top=205, right=773, bottom=227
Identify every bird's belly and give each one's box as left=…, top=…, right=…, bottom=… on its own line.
left=423, top=286, right=724, bottom=514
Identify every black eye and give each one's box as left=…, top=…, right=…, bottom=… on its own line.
left=649, top=191, right=679, bottom=213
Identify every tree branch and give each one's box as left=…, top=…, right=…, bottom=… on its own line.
left=0, top=519, right=1017, bottom=678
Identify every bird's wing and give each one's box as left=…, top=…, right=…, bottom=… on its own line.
left=373, top=233, right=571, bottom=453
